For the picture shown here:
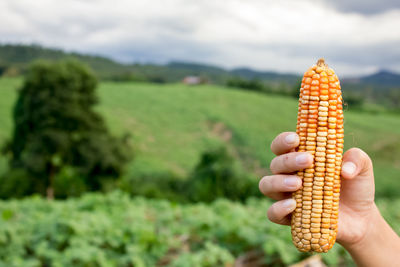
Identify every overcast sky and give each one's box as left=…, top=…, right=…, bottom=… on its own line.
left=1, top=0, right=400, bottom=76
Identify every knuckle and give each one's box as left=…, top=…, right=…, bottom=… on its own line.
left=349, top=147, right=373, bottom=168
left=359, top=148, right=371, bottom=162
left=271, top=132, right=291, bottom=155
left=269, top=158, right=277, bottom=173
left=267, top=206, right=276, bottom=222
left=358, top=149, right=373, bottom=170
left=282, top=154, right=291, bottom=169
left=258, top=177, right=267, bottom=194
left=259, top=176, right=276, bottom=196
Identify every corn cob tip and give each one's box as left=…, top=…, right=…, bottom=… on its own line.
left=316, top=58, right=327, bottom=68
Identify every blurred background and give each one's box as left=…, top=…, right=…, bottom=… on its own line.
left=0, top=0, right=399, bottom=266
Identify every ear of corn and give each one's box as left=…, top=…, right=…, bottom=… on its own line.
left=291, top=58, right=343, bottom=253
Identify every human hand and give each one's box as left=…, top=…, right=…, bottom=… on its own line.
left=259, top=131, right=377, bottom=248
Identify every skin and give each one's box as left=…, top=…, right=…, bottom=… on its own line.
left=259, top=132, right=400, bottom=267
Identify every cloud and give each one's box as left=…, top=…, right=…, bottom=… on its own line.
left=323, top=0, right=400, bottom=15
left=0, top=0, right=399, bottom=76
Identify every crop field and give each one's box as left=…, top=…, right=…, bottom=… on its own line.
left=1, top=191, right=400, bottom=266
left=0, top=78, right=399, bottom=198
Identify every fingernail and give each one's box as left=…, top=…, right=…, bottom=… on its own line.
left=342, top=162, right=356, bottom=175
left=285, top=133, right=298, bottom=144
left=282, top=199, right=296, bottom=211
left=296, top=153, right=310, bottom=165
left=284, top=177, right=300, bottom=188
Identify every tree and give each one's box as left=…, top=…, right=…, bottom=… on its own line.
left=3, top=59, right=131, bottom=199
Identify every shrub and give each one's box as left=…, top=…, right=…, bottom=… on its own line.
left=226, top=77, right=268, bottom=92
left=53, top=167, right=88, bottom=198
left=0, top=169, right=36, bottom=198
left=185, top=146, right=258, bottom=202
left=119, top=171, right=185, bottom=201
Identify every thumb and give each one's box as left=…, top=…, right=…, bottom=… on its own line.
left=341, top=148, right=374, bottom=180
left=340, top=148, right=375, bottom=211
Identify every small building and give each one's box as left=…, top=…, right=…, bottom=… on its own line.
left=182, top=76, right=202, bottom=85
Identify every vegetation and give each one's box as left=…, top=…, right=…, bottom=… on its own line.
left=6, top=191, right=400, bottom=266
left=184, top=146, right=258, bottom=202
left=0, top=53, right=398, bottom=265
left=226, top=77, right=269, bottom=93
left=0, top=78, right=400, bottom=200
left=1, top=61, right=131, bottom=198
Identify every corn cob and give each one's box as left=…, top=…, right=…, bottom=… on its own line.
left=291, top=58, right=343, bottom=253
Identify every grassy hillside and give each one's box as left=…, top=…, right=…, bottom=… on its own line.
left=0, top=78, right=400, bottom=198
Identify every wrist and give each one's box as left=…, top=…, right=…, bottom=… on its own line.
left=341, top=204, right=400, bottom=267
left=341, top=204, right=381, bottom=252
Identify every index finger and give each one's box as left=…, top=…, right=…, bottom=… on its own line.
left=271, top=132, right=299, bottom=156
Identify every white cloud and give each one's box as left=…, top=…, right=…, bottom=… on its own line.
left=0, top=0, right=399, bottom=76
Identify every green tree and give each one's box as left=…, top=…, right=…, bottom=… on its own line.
left=3, top=60, right=131, bottom=198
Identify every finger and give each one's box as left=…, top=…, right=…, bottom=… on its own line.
left=341, top=148, right=373, bottom=180
left=270, top=152, right=313, bottom=174
left=259, top=175, right=302, bottom=200
left=271, top=132, right=300, bottom=156
left=267, top=198, right=297, bottom=225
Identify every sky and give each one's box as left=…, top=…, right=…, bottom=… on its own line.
left=1, top=0, right=400, bottom=76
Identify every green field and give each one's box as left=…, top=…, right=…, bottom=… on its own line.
left=0, top=191, right=399, bottom=266
left=1, top=78, right=400, bottom=198
left=2, top=191, right=399, bottom=266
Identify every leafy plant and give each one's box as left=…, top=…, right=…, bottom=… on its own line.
left=185, top=146, right=258, bottom=202
left=2, top=192, right=397, bottom=266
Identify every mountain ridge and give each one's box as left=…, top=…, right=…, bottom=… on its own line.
left=0, top=43, right=399, bottom=88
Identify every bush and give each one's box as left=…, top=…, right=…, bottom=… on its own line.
left=185, top=146, right=259, bottom=202
left=343, top=92, right=364, bottom=110
left=110, top=72, right=148, bottom=82
left=119, top=171, right=185, bottom=201
left=0, top=167, right=89, bottom=199
left=289, top=80, right=302, bottom=98
left=53, top=167, right=88, bottom=198
left=0, top=169, right=36, bottom=198
left=226, top=77, right=268, bottom=93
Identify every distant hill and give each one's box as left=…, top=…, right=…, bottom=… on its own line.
left=343, top=70, right=400, bottom=88
left=360, top=70, right=400, bottom=88
left=341, top=70, right=400, bottom=103
left=0, top=44, right=300, bottom=85
left=1, top=44, right=399, bottom=96
left=231, top=67, right=299, bottom=85
left=0, top=44, right=129, bottom=78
